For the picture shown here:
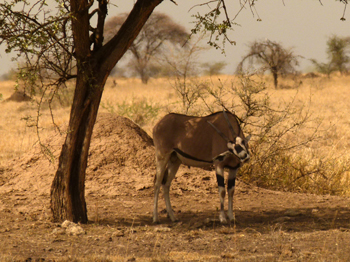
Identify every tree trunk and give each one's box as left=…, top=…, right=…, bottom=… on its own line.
left=272, top=71, right=278, bottom=89
left=50, top=0, right=163, bottom=223
left=50, top=68, right=104, bottom=223
left=141, top=69, right=150, bottom=84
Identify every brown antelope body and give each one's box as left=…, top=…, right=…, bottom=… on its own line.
left=153, top=111, right=251, bottom=223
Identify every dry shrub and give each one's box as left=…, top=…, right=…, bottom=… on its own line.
left=102, top=96, right=160, bottom=127
left=171, top=73, right=350, bottom=195
left=241, top=147, right=350, bottom=195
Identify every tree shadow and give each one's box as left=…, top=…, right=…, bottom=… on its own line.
left=92, top=205, right=350, bottom=234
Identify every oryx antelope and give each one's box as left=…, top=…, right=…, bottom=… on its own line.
left=153, top=111, right=251, bottom=224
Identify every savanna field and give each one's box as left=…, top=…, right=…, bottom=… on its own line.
left=1, top=74, right=350, bottom=261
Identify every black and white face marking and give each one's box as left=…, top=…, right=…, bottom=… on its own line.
left=227, top=136, right=250, bottom=163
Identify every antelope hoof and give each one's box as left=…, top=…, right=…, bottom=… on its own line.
left=228, top=214, right=235, bottom=223
left=166, top=210, right=178, bottom=222
left=219, top=214, right=228, bottom=224
left=153, top=217, right=160, bottom=224
left=153, top=220, right=160, bottom=224
left=229, top=218, right=238, bottom=225
left=168, top=215, right=178, bottom=223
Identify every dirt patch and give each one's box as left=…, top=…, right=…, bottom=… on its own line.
left=1, top=113, right=350, bottom=261
left=4, top=91, right=32, bottom=102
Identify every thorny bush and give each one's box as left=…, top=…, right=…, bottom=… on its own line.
left=172, top=73, right=350, bottom=195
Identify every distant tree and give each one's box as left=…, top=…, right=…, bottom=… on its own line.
left=162, top=36, right=209, bottom=114
left=327, top=35, right=350, bottom=74
left=201, top=61, right=227, bottom=76
left=104, top=12, right=189, bottom=84
left=237, top=40, right=300, bottom=88
left=0, top=68, right=17, bottom=81
left=309, top=59, right=334, bottom=77
left=311, top=35, right=350, bottom=76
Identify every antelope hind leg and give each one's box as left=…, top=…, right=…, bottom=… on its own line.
left=162, top=153, right=181, bottom=222
left=153, top=155, right=170, bottom=224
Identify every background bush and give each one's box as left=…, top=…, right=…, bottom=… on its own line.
left=170, top=73, right=350, bottom=195
left=102, top=96, right=160, bottom=127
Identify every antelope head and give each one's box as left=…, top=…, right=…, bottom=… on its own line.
left=208, top=111, right=251, bottom=163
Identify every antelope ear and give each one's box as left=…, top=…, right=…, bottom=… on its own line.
left=227, top=142, right=234, bottom=150
left=245, top=135, right=251, bottom=142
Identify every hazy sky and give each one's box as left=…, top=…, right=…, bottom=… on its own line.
left=0, top=0, right=349, bottom=76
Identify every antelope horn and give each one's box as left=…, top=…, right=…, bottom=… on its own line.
left=207, top=121, right=230, bottom=142
left=223, top=110, right=237, bottom=139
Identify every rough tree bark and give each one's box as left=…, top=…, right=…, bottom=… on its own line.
left=51, top=0, right=163, bottom=223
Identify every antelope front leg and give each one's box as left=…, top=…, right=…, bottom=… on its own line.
left=227, top=168, right=237, bottom=222
left=216, top=167, right=227, bottom=223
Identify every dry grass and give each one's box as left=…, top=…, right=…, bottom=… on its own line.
left=1, top=75, right=350, bottom=262
left=0, top=81, right=70, bottom=165
left=1, top=74, right=350, bottom=194
left=270, top=75, right=350, bottom=174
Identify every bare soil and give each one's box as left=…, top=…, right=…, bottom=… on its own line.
left=1, top=113, right=350, bottom=261
left=4, top=91, right=32, bottom=102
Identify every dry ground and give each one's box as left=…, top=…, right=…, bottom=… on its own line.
left=1, top=75, right=350, bottom=261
